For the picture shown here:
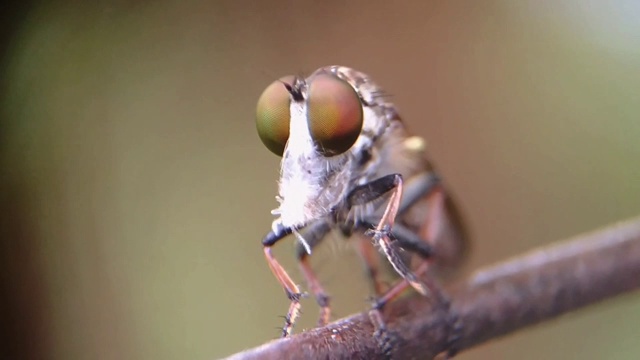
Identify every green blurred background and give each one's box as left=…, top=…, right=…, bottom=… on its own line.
left=1, top=1, right=640, bottom=359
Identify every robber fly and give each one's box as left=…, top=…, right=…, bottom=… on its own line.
left=255, top=66, right=468, bottom=337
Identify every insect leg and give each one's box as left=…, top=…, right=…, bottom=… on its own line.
left=262, top=223, right=304, bottom=337
left=294, top=221, right=333, bottom=326
left=349, top=171, right=441, bottom=260
left=346, top=174, right=440, bottom=297
left=371, top=170, right=466, bottom=308
left=351, top=174, right=462, bottom=357
left=350, top=220, right=432, bottom=297
left=375, top=185, right=449, bottom=308
left=348, top=173, right=428, bottom=295
left=365, top=219, right=434, bottom=259
left=375, top=186, right=463, bottom=359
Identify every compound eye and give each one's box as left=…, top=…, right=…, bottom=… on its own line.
left=307, top=74, right=363, bottom=157
left=255, top=76, right=295, bottom=156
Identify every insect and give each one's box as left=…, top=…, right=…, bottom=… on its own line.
left=255, top=66, right=468, bottom=337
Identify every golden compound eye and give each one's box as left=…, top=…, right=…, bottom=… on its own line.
left=307, top=74, right=363, bottom=157
left=255, top=76, right=295, bottom=156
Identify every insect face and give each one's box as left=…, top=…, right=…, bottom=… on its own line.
left=256, top=70, right=364, bottom=230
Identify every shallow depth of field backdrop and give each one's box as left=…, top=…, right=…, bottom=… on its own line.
left=2, top=1, right=640, bottom=359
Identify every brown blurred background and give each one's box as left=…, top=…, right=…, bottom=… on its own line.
left=1, top=1, right=640, bottom=359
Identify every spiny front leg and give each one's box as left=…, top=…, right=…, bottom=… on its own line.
left=361, top=171, right=465, bottom=310
left=262, top=224, right=304, bottom=337
left=348, top=173, right=425, bottom=357
left=263, top=247, right=303, bottom=337
left=372, top=186, right=462, bottom=359
left=348, top=174, right=428, bottom=295
left=348, top=174, right=462, bottom=357
left=372, top=185, right=449, bottom=309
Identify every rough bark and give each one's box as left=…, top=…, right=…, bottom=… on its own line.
left=224, top=216, right=640, bottom=360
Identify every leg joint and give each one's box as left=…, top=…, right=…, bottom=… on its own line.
left=286, top=290, right=303, bottom=302
left=316, top=293, right=330, bottom=308
left=262, top=223, right=292, bottom=247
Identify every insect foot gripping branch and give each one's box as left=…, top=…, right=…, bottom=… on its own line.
left=254, top=66, right=469, bottom=355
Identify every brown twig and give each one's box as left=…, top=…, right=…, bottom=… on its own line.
left=223, top=216, right=640, bottom=360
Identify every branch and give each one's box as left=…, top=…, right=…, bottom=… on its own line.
left=224, top=216, right=640, bottom=360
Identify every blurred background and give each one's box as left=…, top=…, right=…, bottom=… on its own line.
left=1, top=1, right=640, bottom=359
